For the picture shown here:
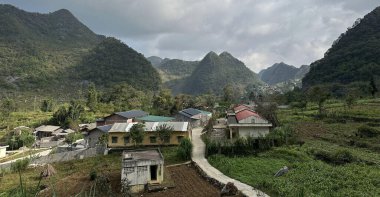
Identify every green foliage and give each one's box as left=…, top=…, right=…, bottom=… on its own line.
left=307, top=86, right=330, bottom=115
left=178, top=51, right=262, bottom=95
left=40, top=99, right=54, bottom=112
left=51, top=100, right=85, bottom=128
left=77, top=37, right=161, bottom=91
left=356, top=125, right=380, bottom=138
left=312, top=149, right=356, bottom=165
left=64, top=132, right=83, bottom=145
left=10, top=158, right=30, bottom=173
left=86, top=83, right=98, bottom=112
left=1, top=98, right=16, bottom=117
left=89, top=169, right=97, bottom=181
left=155, top=124, right=174, bottom=145
left=7, top=130, right=35, bottom=150
left=177, top=138, right=192, bottom=160
left=129, top=123, right=145, bottom=146
left=152, top=89, right=173, bottom=116
left=303, top=7, right=380, bottom=88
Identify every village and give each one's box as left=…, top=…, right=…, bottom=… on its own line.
left=0, top=103, right=272, bottom=196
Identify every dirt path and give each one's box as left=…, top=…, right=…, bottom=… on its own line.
left=191, top=127, right=268, bottom=197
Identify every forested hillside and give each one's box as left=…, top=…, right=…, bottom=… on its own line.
left=180, top=52, right=262, bottom=95
left=303, top=6, right=380, bottom=88
left=0, top=4, right=160, bottom=100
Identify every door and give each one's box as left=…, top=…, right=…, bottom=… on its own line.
left=150, top=165, right=157, bottom=181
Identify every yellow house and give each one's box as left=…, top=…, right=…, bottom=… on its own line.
left=108, top=122, right=191, bottom=148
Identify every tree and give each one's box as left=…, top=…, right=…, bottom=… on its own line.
left=177, top=138, right=192, bottom=160
left=130, top=123, right=145, bottom=146
left=65, top=132, right=83, bottom=146
left=51, top=100, right=85, bottom=127
left=1, top=98, right=16, bottom=117
left=307, top=86, right=330, bottom=115
left=86, top=83, right=98, bottom=112
left=256, top=102, right=279, bottom=127
left=41, top=99, right=54, bottom=112
left=223, top=84, right=234, bottom=103
left=153, top=89, right=173, bottom=116
left=369, top=76, right=378, bottom=98
left=156, top=124, right=174, bottom=146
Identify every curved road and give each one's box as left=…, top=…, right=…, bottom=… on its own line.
left=191, top=127, right=268, bottom=197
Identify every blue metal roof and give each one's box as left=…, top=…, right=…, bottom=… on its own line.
left=115, top=110, right=148, bottom=119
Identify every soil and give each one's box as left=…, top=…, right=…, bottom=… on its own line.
left=38, top=164, right=227, bottom=197
left=141, top=165, right=221, bottom=197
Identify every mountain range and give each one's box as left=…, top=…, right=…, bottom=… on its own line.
left=149, top=52, right=263, bottom=95
left=258, top=63, right=309, bottom=85
left=0, top=4, right=160, bottom=99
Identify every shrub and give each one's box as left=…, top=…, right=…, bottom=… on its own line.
left=177, top=138, right=192, bottom=160
left=312, top=149, right=355, bottom=165
left=356, top=125, right=380, bottom=138
left=11, top=158, right=30, bottom=173
left=90, top=170, right=97, bottom=181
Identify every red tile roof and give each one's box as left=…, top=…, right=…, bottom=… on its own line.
left=234, top=105, right=251, bottom=113
left=235, top=109, right=261, bottom=121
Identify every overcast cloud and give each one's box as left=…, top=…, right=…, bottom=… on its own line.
left=1, top=0, right=379, bottom=72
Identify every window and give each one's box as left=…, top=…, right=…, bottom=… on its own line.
left=164, top=136, right=170, bottom=143
left=111, top=136, right=118, bottom=143
left=150, top=136, right=157, bottom=143
left=177, top=136, right=184, bottom=143
left=124, top=167, right=134, bottom=173
left=138, top=166, right=147, bottom=172
left=124, top=136, right=130, bottom=144
left=251, top=118, right=256, bottom=123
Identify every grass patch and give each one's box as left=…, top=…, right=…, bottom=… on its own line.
left=160, top=146, right=188, bottom=166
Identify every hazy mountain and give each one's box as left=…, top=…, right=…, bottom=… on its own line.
left=0, top=4, right=160, bottom=98
left=169, top=51, right=262, bottom=95
left=295, top=65, right=310, bottom=79
left=147, top=56, right=163, bottom=67
left=303, top=6, right=380, bottom=88
left=259, top=63, right=299, bottom=85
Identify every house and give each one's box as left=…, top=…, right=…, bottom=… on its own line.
left=55, top=129, right=75, bottom=139
left=108, top=122, right=191, bottom=148
left=85, top=125, right=112, bottom=148
left=175, top=108, right=212, bottom=127
left=0, top=145, right=8, bottom=158
left=96, top=110, right=148, bottom=126
left=227, top=109, right=272, bottom=139
left=135, top=115, right=175, bottom=123
left=121, top=149, right=164, bottom=193
left=34, top=125, right=62, bottom=140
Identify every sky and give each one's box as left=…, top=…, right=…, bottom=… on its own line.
left=0, top=0, right=379, bottom=72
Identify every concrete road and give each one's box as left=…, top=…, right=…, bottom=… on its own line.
left=191, top=127, right=269, bottom=197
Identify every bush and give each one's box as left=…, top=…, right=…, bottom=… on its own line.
left=312, top=149, right=355, bottom=165
left=177, top=138, right=192, bottom=160
left=356, top=125, right=380, bottom=138
left=11, top=158, right=30, bottom=173
left=90, top=170, right=97, bottom=181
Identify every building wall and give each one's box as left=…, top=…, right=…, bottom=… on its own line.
left=238, top=127, right=270, bottom=138
left=121, top=160, right=164, bottom=193
left=238, top=116, right=268, bottom=124
left=108, top=131, right=190, bottom=148
left=86, top=129, right=106, bottom=148
left=0, top=147, right=7, bottom=158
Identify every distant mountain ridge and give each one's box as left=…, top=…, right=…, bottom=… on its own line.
left=0, top=4, right=160, bottom=98
left=303, top=6, right=380, bottom=88
left=259, top=62, right=309, bottom=85
left=161, top=51, right=262, bottom=95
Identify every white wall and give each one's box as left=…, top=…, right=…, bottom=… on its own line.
left=238, top=127, right=269, bottom=138
left=238, top=116, right=268, bottom=124
left=0, top=147, right=6, bottom=158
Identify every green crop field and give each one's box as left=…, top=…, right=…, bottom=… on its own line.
left=208, top=98, right=380, bottom=197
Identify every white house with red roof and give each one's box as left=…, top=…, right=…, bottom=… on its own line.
left=227, top=106, right=272, bottom=139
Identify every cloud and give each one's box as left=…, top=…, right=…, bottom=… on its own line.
left=1, top=0, right=378, bottom=72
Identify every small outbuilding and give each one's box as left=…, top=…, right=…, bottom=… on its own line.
left=121, top=149, right=164, bottom=193
left=0, top=145, right=8, bottom=158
